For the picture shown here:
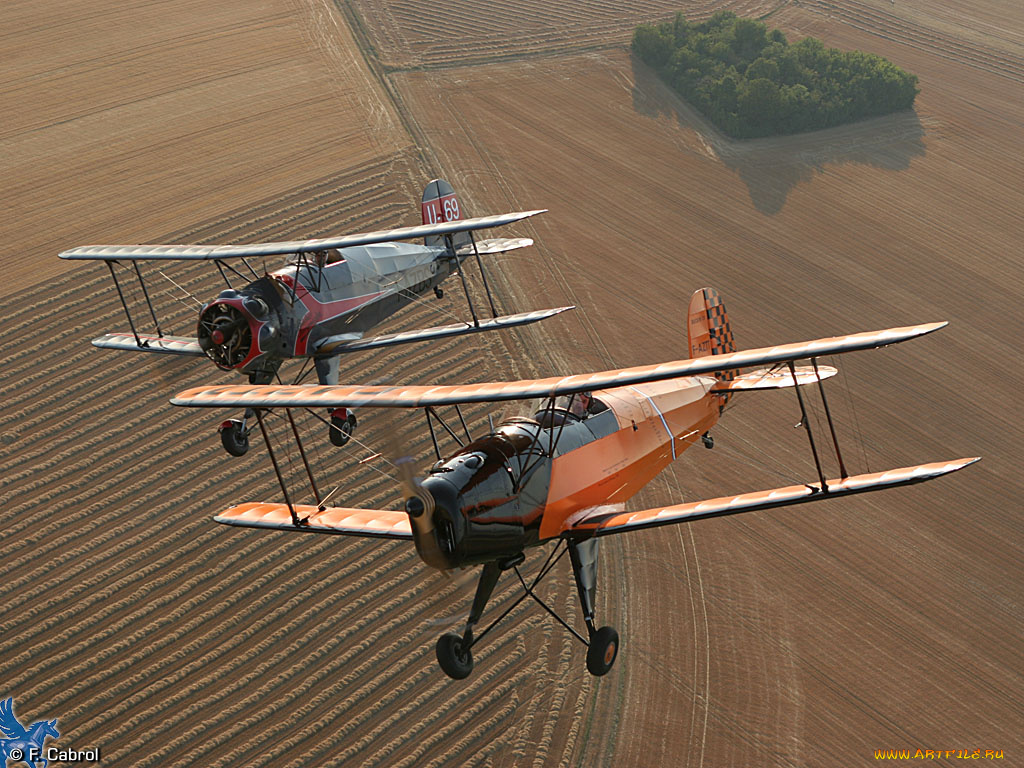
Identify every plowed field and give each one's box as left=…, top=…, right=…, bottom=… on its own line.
left=2, top=0, right=1021, bottom=766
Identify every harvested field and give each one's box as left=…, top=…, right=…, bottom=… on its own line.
left=2, top=0, right=409, bottom=291
left=2, top=0, right=1022, bottom=766
left=347, top=0, right=785, bottom=69
left=390, top=3, right=1024, bottom=763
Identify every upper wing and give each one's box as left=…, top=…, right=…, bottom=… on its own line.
left=562, top=458, right=980, bottom=537
left=171, top=321, right=946, bottom=409
left=215, top=502, right=412, bottom=539
left=59, top=210, right=545, bottom=261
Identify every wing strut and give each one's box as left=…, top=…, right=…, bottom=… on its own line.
left=286, top=409, right=322, bottom=506
left=813, top=358, right=848, bottom=479
left=133, top=262, right=163, bottom=337
left=252, top=409, right=313, bottom=527
left=252, top=411, right=303, bottom=528
left=454, top=404, right=473, bottom=444
left=107, top=261, right=143, bottom=346
left=788, top=358, right=852, bottom=490
left=99, top=261, right=205, bottom=355
left=789, top=360, right=829, bottom=491
left=467, top=233, right=500, bottom=318
left=449, top=235, right=481, bottom=328
left=425, top=408, right=441, bottom=460
left=425, top=406, right=467, bottom=450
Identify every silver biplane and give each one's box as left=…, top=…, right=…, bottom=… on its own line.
left=61, top=180, right=571, bottom=453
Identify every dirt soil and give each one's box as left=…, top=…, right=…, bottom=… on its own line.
left=2, top=0, right=1021, bottom=766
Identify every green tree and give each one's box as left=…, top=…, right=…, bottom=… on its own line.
left=633, top=12, right=919, bottom=138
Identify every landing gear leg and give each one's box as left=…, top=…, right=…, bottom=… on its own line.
left=437, top=561, right=501, bottom=680
left=437, top=543, right=619, bottom=679
left=218, top=362, right=280, bottom=455
left=569, top=538, right=619, bottom=676
left=315, top=356, right=357, bottom=447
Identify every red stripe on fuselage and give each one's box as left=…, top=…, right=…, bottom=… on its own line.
left=276, top=274, right=386, bottom=356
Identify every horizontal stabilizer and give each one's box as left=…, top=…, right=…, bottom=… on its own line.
left=710, top=364, right=837, bottom=392
left=562, top=458, right=980, bottom=537
left=456, top=237, right=533, bottom=255
left=59, top=210, right=546, bottom=261
left=93, top=332, right=204, bottom=357
left=215, top=502, right=412, bottom=539
left=172, top=321, right=946, bottom=410
left=317, top=305, right=575, bottom=354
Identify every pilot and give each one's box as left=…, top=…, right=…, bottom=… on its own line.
left=569, top=391, right=594, bottom=420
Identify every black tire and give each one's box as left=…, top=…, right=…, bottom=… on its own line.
left=586, top=626, right=619, bottom=677
left=436, top=632, right=473, bottom=680
left=220, top=420, right=249, bottom=457
left=329, top=414, right=356, bottom=446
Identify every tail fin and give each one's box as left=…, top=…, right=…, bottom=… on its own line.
left=688, top=287, right=736, bottom=397
left=421, top=179, right=471, bottom=250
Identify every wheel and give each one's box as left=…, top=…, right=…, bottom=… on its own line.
left=586, top=626, right=619, bottom=676
left=434, top=286, right=444, bottom=299
left=219, top=420, right=249, bottom=456
left=701, top=432, right=714, bottom=449
left=329, top=413, right=356, bottom=446
left=436, top=632, right=473, bottom=679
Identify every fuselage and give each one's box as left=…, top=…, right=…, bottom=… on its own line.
left=196, top=242, right=454, bottom=377
left=416, top=377, right=723, bottom=569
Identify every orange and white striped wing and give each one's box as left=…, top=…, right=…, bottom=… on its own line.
left=215, top=502, right=412, bottom=539
left=172, top=322, right=947, bottom=410
left=561, top=458, right=980, bottom=537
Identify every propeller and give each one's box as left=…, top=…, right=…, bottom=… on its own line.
left=393, top=444, right=435, bottom=534
left=387, top=434, right=450, bottom=571
left=198, top=301, right=253, bottom=368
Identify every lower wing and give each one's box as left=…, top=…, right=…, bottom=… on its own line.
left=317, top=306, right=574, bottom=354
left=93, top=332, right=205, bottom=357
left=215, top=502, right=412, bottom=539
left=561, top=458, right=980, bottom=537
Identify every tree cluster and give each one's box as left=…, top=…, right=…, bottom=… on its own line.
left=632, top=11, right=919, bottom=138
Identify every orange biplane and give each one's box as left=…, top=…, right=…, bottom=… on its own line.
left=171, top=289, right=978, bottom=679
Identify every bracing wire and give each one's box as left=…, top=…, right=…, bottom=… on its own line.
left=712, top=396, right=808, bottom=486
left=838, top=356, right=871, bottom=474
left=158, top=269, right=206, bottom=309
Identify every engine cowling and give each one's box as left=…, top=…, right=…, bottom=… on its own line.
left=197, top=290, right=278, bottom=373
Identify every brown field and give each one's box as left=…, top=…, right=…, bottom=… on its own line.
left=2, top=0, right=1022, bottom=766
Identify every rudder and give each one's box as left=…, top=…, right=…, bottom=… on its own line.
left=688, top=287, right=736, bottom=395
left=421, top=179, right=471, bottom=250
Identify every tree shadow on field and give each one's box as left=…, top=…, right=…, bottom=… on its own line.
left=630, top=57, right=926, bottom=215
